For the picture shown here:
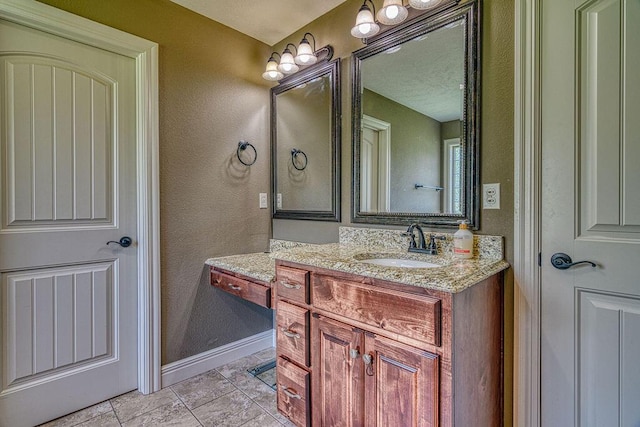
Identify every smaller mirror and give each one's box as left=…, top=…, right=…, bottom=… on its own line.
left=271, top=57, right=341, bottom=221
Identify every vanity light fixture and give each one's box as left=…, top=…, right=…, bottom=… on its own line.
left=352, top=0, right=458, bottom=41
left=277, top=43, right=299, bottom=74
left=262, top=52, right=284, bottom=81
left=351, top=0, right=380, bottom=38
left=295, top=33, right=318, bottom=65
left=377, top=0, right=409, bottom=25
left=408, top=0, right=445, bottom=9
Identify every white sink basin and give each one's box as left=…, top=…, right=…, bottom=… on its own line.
left=358, top=258, right=441, bottom=268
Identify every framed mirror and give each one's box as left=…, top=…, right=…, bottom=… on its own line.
left=351, top=0, right=480, bottom=228
left=271, top=57, right=341, bottom=221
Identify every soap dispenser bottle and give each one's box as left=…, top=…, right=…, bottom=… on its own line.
left=453, top=220, right=474, bottom=259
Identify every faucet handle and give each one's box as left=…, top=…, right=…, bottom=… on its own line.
left=402, top=231, right=417, bottom=248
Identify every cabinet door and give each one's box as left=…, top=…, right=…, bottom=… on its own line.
left=364, top=334, right=439, bottom=427
left=311, top=315, right=365, bottom=427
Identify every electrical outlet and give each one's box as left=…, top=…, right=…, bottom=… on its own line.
left=483, top=183, right=500, bottom=209
left=277, top=193, right=282, bottom=209
left=259, top=193, right=268, bottom=209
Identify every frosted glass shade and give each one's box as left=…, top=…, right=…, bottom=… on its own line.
left=408, top=0, right=444, bottom=9
left=277, top=50, right=299, bottom=74
left=377, top=0, right=408, bottom=25
left=295, top=40, right=317, bottom=65
left=262, top=59, right=283, bottom=81
left=351, top=6, right=380, bottom=38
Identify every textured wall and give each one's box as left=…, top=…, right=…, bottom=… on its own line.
left=37, top=0, right=275, bottom=365
left=363, top=89, right=442, bottom=213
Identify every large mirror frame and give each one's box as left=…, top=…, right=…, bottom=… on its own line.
left=271, top=57, right=341, bottom=221
left=351, top=1, right=480, bottom=228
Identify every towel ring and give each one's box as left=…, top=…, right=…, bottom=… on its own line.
left=237, top=141, right=257, bottom=166
left=291, top=148, right=308, bottom=171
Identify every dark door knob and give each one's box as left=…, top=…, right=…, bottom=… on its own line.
left=107, top=236, right=133, bottom=248
left=550, top=252, right=596, bottom=270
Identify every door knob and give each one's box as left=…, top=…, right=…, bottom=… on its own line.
left=550, top=252, right=596, bottom=270
left=107, top=236, right=133, bottom=248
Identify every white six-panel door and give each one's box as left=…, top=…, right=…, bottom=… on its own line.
left=541, top=0, right=640, bottom=425
left=0, top=16, right=138, bottom=427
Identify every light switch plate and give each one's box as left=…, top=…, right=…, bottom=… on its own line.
left=483, top=183, right=500, bottom=209
left=259, top=193, right=268, bottom=209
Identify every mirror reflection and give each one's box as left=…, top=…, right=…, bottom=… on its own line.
left=352, top=1, right=479, bottom=227
left=276, top=75, right=332, bottom=211
left=361, top=21, right=464, bottom=214
left=272, top=59, right=340, bottom=221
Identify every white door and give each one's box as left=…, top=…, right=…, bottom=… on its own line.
left=360, top=126, right=379, bottom=212
left=541, top=0, right=640, bottom=425
left=0, top=17, right=138, bottom=427
left=360, top=115, right=390, bottom=213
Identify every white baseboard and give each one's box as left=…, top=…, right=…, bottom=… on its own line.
left=161, top=329, right=274, bottom=388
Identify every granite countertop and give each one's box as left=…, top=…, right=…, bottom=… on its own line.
left=271, top=243, right=509, bottom=294
left=205, top=245, right=508, bottom=294
left=205, top=252, right=275, bottom=284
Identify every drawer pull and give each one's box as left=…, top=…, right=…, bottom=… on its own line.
left=280, top=281, right=301, bottom=290
left=362, top=353, right=374, bottom=376
left=281, top=386, right=302, bottom=400
left=281, top=328, right=301, bottom=339
left=227, top=283, right=242, bottom=291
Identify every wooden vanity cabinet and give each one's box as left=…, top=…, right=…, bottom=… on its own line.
left=210, top=267, right=271, bottom=308
left=275, top=260, right=503, bottom=427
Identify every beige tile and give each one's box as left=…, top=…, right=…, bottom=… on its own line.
left=171, top=369, right=235, bottom=410
left=252, top=347, right=276, bottom=362
left=250, top=390, right=291, bottom=425
left=216, top=355, right=263, bottom=379
left=192, top=389, right=265, bottom=427
left=39, top=401, right=114, bottom=427
left=121, top=400, right=200, bottom=427
left=228, top=371, right=276, bottom=399
left=75, top=411, right=120, bottom=427
left=240, top=411, right=281, bottom=427
left=110, top=387, right=179, bottom=423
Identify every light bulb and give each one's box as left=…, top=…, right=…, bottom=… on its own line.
left=385, top=5, right=399, bottom=19
left=377, top=0, right=408, bottom=25
left=351, top=4, right=379, bottom=38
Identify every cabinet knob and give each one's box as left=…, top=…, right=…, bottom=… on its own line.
left=349, top=349, right=360, bottom=359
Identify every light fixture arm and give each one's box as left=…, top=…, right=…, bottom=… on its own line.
left=283, top=43, right=298, bottom=55
left=301, top=32, right=316, bottom=51
left=362, top=0, right=377, bottom=17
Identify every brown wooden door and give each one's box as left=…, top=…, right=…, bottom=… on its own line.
left=364, top=334, right=440, bottom=427
left=311, top=315, right=365, bottom=427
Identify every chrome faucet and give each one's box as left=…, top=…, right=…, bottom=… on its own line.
left=404, top=223, right=445, bottom=255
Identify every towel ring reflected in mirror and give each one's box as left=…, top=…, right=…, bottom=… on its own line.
left=290, top=148, right=308, bottom=171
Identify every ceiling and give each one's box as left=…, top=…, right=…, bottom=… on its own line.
left=169, top=0, right=348, bottom=46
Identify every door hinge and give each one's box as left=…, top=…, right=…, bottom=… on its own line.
left=538, top=252, right=542, bottom=267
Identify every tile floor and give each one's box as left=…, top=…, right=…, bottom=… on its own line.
left=40, top=348, right=295, bottom=427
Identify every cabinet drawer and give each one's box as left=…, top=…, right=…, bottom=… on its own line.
left=210, top=269, right=271, bottom=308
left=277, top=357, right=310, bottom=427
left=276, top=301, right=310, bottom=367
left=275, top=266, right=309, bottom=304
left=312, top=275, right=441, bottom=346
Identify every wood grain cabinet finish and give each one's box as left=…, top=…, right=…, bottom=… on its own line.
left=277, top=357, right=311, bottom=427
left=210, top=268, right=271, bottom=308
left=276, top=300, right=310, bottom=367
left=275, top=260, right=503, bottom=427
